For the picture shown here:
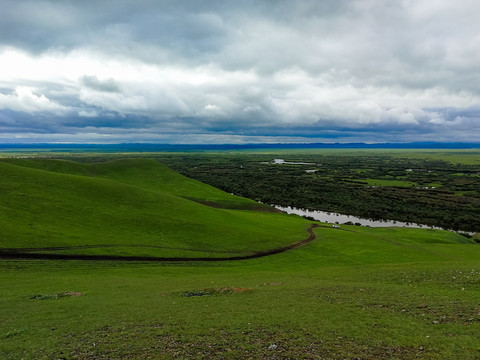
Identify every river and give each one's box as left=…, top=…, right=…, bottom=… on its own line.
left=274, top=205, right=451, bottom=231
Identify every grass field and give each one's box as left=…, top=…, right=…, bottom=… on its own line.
left=251, top=149, right=480, bottom=165
left=0, top=158, right=308, bottom=258
left=355, top=179, right=418, bottom=187
left=1, top=157, right=480, bottom=359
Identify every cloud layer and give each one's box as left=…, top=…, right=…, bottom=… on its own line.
left=1, top=0, right=479, bottom=143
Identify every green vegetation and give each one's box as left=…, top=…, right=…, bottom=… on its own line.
left=356, top=178, right=418, bottom=187
left=0, top=158, right=307, bottom=258
left=1, top=224, right=480, bottom=359
left=148, top=151, right=480, bottom=232
left=1, top=155, right=480, bottom=359
left=387, top=150, right=480, bottom=165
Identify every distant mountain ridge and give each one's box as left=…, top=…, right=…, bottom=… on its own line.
left=1, top=142, right=480, bottom=151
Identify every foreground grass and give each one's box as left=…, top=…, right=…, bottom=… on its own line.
left=1, top=225, right=480, bottom=359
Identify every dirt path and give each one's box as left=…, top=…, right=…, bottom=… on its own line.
left=0, top=244, right=242, bottom=255
left=0, top=224, right=320, bottom=262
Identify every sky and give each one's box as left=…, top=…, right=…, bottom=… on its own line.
left=1, top=0, right=480, bottom=144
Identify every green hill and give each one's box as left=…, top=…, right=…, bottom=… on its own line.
left=0, top=158, right=309, bottom=258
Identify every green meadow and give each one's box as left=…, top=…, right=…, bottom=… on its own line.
left=1, top=157, right=480, bottom=359
left=355, top=179, right=418, bottom=187
left=0, top=158, right=306, bottom=258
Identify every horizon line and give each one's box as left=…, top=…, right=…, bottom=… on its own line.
left=1, top=141, right=480, bottom=150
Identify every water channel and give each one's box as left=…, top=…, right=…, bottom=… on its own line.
left=274, top=205, right=448, bottom=231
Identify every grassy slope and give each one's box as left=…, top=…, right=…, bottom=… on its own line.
left=0, top=158, right=263, bottom=205
left=1, top=157, right=480, bottom=359
left=1, top=225, right=479, bottom=359
left=0, top=159, right=307, bottom=257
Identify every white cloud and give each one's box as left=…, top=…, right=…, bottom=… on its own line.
left=0, top=86, right=67, bottom=114
left=204, top=104, right=220, bottom=111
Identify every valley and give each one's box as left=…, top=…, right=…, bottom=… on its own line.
left=0, top=151, right=479, bottom=359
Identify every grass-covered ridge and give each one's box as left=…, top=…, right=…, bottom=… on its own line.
left=0, top=158, right=308, bottom=258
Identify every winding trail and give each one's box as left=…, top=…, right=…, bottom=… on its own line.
left=0, top=224, right=320, bottom=262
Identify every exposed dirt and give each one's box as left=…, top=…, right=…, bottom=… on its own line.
left=0, top=243, right=242, bottom=255
left=29, top=291, right=84, bottom=300
left=0, top=224, right=319, bottom=262
left=180, top=287, right=253, bottom=297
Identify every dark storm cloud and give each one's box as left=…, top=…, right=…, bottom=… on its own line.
left=0, top=0, right=234, bottom=58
